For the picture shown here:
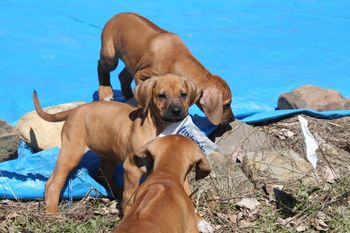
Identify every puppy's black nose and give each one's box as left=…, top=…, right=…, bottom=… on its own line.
left=171, top=107, right=182, bottom=116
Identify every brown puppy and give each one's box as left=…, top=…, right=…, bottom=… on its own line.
left=33, top=74, right=200, bottom=214
left=98, top=12, right=234, bottom=125
left=114, top=135, right=211, bottom=233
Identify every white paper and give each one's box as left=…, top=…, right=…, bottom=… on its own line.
left=160, top=115, right=217, bottom=156
left=298, top=115, right=318, bottom=169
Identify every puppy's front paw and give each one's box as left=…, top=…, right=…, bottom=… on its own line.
left=99, top=85, right=114, bottom=101
left=197, top=219, right=214, bottom=233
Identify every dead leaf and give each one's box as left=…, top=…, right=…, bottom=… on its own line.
left=346, top=193, right=350, bottom=206
left=7, top=212, right=19, bottom=219
left=236, top=198, right=260, bottom=210
left=264, top=184, right=284, bottom=202
left=277, top=217, right=294, bottom=227
left=284, top=130, right=295, bottom=138
left=232, top=146, right=245, bottom=163
left=313, top=212, right=329, bottom=231
left=295, top=224, right=307, bottom=232
left=100, top=198, right=111, bottom=204
left=228, top=214, right=237, bottom=224
left=94, top=204, right=118, bottom=215
left=239, top=219, right=254, bottom=228
left=322, top=166, right=337, bottom=183
left=237, top=212, right=243, bottom=220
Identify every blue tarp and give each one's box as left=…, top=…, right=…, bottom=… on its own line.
left=0, top=143, right=110, bottom=200
left=1, top=1, right=350, bottom=200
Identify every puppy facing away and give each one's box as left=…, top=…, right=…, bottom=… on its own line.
left=98, top=12, right=234, bottom=125
left=33, top=74, right=200, bottom=214
left=114, top=135, right=211, bottom=233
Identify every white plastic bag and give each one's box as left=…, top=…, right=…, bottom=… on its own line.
left=160, top=115, right=217, bottom=156
left=298, top=115, right=318, bottom=169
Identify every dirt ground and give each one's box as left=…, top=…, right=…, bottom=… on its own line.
left=192, top=115, right=350, bottom=233
left=0, top=115, right=349, bottom=233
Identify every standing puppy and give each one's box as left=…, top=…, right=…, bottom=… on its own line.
left=98, top=12, right=234, bottom=125
left=114, top=135, right=211, bottom=233
left=33, top=74, right=199, bottom=214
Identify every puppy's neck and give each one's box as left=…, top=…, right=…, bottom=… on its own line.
left=144, top=108, right=169, bottom=135
left=176, top=55, right=212, bottom=89
left=201, top=74, right=219, bottom=89
left=153, top=155, right=191, bottom=184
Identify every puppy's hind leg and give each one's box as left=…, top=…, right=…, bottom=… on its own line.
left=118, top=68, right=134, bottom=100
left=98, top=40, right=118, bottom=101
left=122, top=157, right=144, bottom=214
left=98, top=158, right=122, bottom=200
left=184, top=177, right=214, bottom=233
left=45, top=139, right=86, bottom=214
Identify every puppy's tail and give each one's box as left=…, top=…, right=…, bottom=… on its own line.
left=33, top=90, right=72, bottom=122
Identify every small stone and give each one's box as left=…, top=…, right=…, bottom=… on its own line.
left=0, top=120, right=19, bottom=162
left=278, top=85, right=350, bottom=111
left=236, top=198, right=260, bottom=210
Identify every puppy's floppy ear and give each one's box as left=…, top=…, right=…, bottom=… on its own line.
left=134, top=77, right=157, bottom=113
left=133, top=147, right=153, bottom=174
left=199, top=87, right=223, bottom=125
left=133, top=138, right=162, bottom=174
left=185, top=79, right=201, bottom=105
left=195, top=148, right=211, bottom=180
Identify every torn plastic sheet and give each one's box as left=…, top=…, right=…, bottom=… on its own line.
left=298, top=115, right=319, bottom=169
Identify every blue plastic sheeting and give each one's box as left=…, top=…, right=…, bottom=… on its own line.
left=0, top=142, right=110, bottom=200
left=1, top=1, right=350, bottom=125
left=242, top=109, right=350, bottom=124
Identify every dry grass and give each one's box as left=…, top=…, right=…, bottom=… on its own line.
left=190, top=115, right=350, bottom=232
left=0, top=197, right=120, bottom=233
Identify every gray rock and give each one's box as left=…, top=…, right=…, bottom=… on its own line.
left=0, top=120, right=19, bottom=162
left=242, top=149, right=318, bottom=187
left=207, top=120, right=271, bottom=194
left=242, top=144, right=350, bottom=189
left=16, top=102, right=85, bottom=151
left=204, top=121, right=265, bottom=195
left=210, top=120, right=271, bottom=162
left=278, top=85, right=350, bottom=111
left=314, top=134, right=350, bottom=182
left=207, top=151, right=255, bottom=195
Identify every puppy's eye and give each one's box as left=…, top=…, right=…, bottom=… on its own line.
left=181, top=93, right=188, bottom=98
left=158, top=93, right=166, bottom=99
left=224, top=102, right=231, bottom=109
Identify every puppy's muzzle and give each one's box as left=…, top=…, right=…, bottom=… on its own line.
left=220, top=108, right=235, bottom=125
left=163, top=105, right=186, bottom=122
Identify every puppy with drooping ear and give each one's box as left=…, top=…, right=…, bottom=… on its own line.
left=114, top=135, right=211, bottom=233
left=98, top=13, right=234, bottom=126
left=134, top=74, right=201, bottom=123
left=33, top=74, right=200, bottom=215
